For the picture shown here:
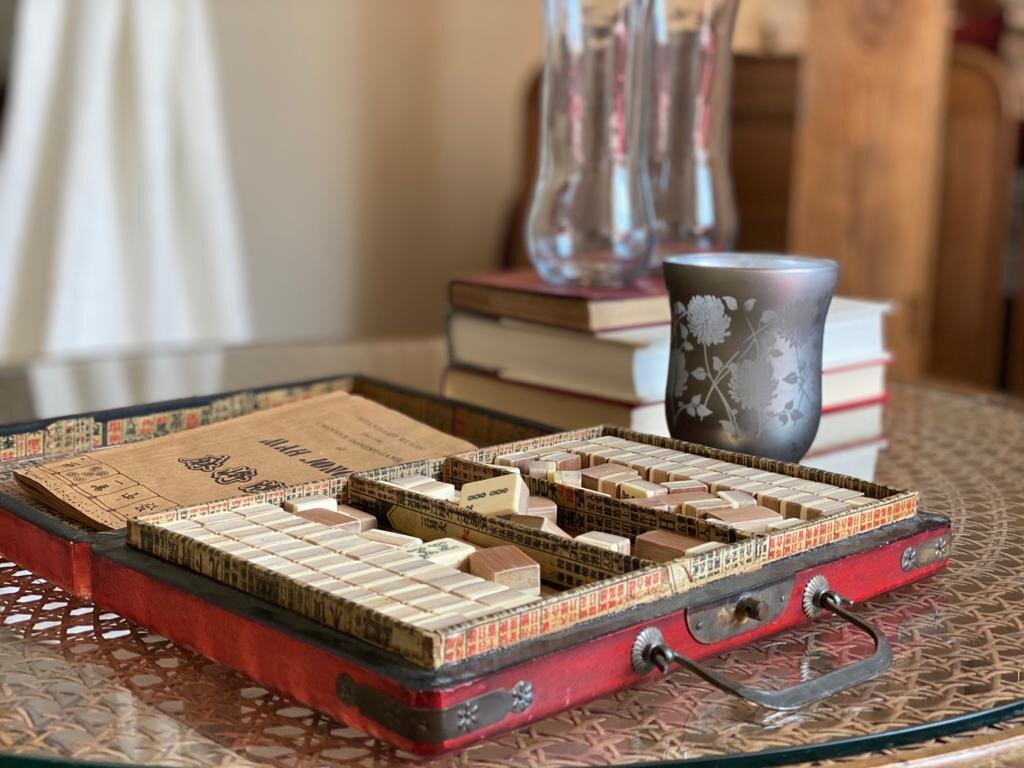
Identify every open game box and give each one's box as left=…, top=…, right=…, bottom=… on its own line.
left=0, top=374, right=551, bottom=597
left=115, top=423, right=950, bottom=754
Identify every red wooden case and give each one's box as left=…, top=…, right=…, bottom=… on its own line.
left=93, top=512, right=948, bottom=755
left=117, top=427, right=950, bottom=753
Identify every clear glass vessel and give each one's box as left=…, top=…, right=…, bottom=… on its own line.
left=527, top=0, right=654, bottom=287
left=647, top=0, right=739, bottom=263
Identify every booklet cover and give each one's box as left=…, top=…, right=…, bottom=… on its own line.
left=14, top=391, right=474, bottom=530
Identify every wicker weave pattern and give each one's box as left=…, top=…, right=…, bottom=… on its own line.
left=0, top=383, right=1016, bottom=766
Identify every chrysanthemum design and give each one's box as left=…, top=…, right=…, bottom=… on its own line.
left=686, top=295, right=731, bottom=346
left=727, top=358, right=778, bottom=411
left=669, top=292, right=829, bottom=440
left=777, top=299, right=819, bottom=348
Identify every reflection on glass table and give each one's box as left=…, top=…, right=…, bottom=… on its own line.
left=0, top=379, right=1022, bottom=766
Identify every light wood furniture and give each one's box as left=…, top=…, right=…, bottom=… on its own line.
left=789, top=0, right=954, bottom=379
left=929, top=45, right=1017, bottom=389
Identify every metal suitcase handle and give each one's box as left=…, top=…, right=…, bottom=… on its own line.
left=631, top=576, right=893, bottom=711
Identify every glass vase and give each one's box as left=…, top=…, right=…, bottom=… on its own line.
left=526, top=0, right=654, bottom=287
left=647, top=0, right=739, bottom=263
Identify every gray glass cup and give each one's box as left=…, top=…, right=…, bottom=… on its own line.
left=663, top=253, right=839, bottom=462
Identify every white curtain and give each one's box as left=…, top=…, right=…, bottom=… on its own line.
left=0, top=0, right=251, bottom=363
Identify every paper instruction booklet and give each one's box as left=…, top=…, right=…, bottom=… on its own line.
left=15, top=391, right=474, bottom=530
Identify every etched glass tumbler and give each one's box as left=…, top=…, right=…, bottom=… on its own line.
left=664, top=253, right=838, bottom=462
left=527, top=0, right=654, bottom=287
left=647, top=0, right=739, bottom=263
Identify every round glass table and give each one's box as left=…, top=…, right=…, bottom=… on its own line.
left=1, top=382, right=1022, bottom=767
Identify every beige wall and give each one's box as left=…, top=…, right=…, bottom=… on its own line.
left=210, top=1, right=543, bottom=344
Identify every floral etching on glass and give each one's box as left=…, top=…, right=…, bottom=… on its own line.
left=669, top=294, right=828, bottom=442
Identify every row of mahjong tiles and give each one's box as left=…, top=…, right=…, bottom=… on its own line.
left=492, top=436, right=876, bottom=526
left=154, top=495, right=550, bottom=632
left=385, top=472, right=734, bottom=562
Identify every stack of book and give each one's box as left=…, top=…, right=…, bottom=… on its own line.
left=443, top=270, right=890, bottom=479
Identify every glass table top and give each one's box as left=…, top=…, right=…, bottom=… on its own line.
left=0, top=382, right=1022, bottom=766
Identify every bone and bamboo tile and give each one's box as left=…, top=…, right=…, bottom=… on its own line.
left=580, top=463, right=631, bottom=490
left=386, top=474, right=435, bottom=490
left=575, top=531, right=631, bottom=555
left=550, top=470, right=582, bottom=487
left=660, top=479, right=707, bottom=494
left=361, top=529, right=423, bottom=548
left=596, top=471, right=642, bottom=498
left=412, top=538, right=477, bottom=569
left=717, top=490, right=757, bottom=508
left=459, top=474, right=529, bottom=517
left=618, top=479, right=669, bottom=500
left=682, top=497, right=732, bottom=518
left=494, top=451, right=540, bottom=471
left=534, top=451, right=583, bottom=472
left=635, top=530, right=708, bottom=562
left=468, top=545, right=541, bottom=595
left=283, top=495, right=339, bottom=514
left=526, top=496, right=559, bottom=522
left=506, top=514, right=572, bottom=538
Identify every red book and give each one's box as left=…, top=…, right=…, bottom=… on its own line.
left=449, top=269, right=670, bottom=332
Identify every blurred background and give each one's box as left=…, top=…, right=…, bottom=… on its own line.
left=0, top=0, right=1022, bottom=421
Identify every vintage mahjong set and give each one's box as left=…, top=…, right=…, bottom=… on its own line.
left=108, top=423, right=950, bottom=755
left=0, top=374, right=550, bottom=597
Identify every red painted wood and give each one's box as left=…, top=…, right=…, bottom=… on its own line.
left=90, top=524, right=949, bottom=755
left=0, top=506, right=93, bottom=597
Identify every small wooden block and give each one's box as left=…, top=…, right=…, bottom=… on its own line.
left=283, top=495, right=338, bottom=514
left=618, top=479, right=668, bottom=500
left=506, top=514, right=572, bottom=538
left=386, top=474, right=435, bottom=489
left=411, top=538, right=478, bottom=569
left=706, top=505, right=782, bottom=525
left=536, top=451, right=582, bottom=472
left=661, top=479, right=708, bottom=494
left=621, top=456, right=664, bottom=479
left=525, top=462, right=550, bottom=479
left=293, top=508, right=363, bottom=530
left=469, top=545, right=541, bottom=595
left=586, top=447, right=626, bottom=466
left=596, top=471, right=641, bottom=497
left=757, top=488, right=805, bottom=513
left=590, top=435, right=634, bottom=447
left=527, top=496, right=559, bottom=523
left=717, top=490, right=757, bottom=508
left=580, top=463, right=631, bottom=490
left=634, top=530, right=708, bottom=562
left=550, top=470, right=582, bottom=487
left=682, top=497, right=732, bottom=518
left=778, top=493, right=819, bottom=519
left=337, top=504, right=378, bottom=531
left=360, top=529, right=423, bottom=548
left=798, top=498, right=849, bottom=521
left=575, top=531, right=631, bottom=555
left=411, top=480, right=457, bottom=501
left=459, top=474, right=529, bottom=517
left=646, top=463, right=687, bottom=484
left=450, top=580, right=507, bottom=599
left=494, top=451, right=539, bottom=471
